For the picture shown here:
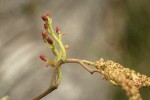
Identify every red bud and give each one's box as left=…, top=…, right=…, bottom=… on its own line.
left=47, top=37, right=53, bottom=45
left=39, top=54, right=47, bottom=61
left=41, top=11, right=51, bottom=21
left=41, top=15, right=48, bottom=21
left=44, top=23, right=49, bottom=29
left=56, top=26, right=60, bottom=33
left=42, top=31, right=47, bottom=39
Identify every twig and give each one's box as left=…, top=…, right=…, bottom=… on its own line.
left=1, top=96, right=9, bottom=100
left=32, top=67, right=62, bottom=100
left=35, top=11, right=150, bottom=100
left=64, top=58, right=102, bottom=74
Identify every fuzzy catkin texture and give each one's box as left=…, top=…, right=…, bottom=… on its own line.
left=96, top=58, right=150, bottom=100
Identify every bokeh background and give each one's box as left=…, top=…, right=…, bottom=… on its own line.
left=0, top=0, right=150, bottom=100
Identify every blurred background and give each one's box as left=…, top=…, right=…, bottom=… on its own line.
left=0, top=0, right=150, bottom=100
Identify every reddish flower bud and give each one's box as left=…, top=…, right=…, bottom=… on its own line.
left=47, top=37, right=53, bottom=45
left=42, top=31, right=47, bottom=39
left=39, top=54, right=47, bottom=61
left=44, top=23, right=49, bottom=29
left=56, top=26, right=60, bottom=33
left=41, top=11, right=51, bottom=21
left=41, top=15, right=48, bottom=21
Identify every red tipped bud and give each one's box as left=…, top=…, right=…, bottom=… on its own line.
left=41, top=11, right=51, bottom=21
left=56, top=26, right=60, bottom=33
left=42, top=31, right=48, bottom=39
left=44, top=23, right=49, bottom=29
left=41, top=15, right=48, bottom=21
left=47, top=37, right=53, bottom=45
left=39, top=54, right=47, bottom=61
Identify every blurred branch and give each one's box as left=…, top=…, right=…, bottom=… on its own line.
left=1, top=96, right=9, bottom=100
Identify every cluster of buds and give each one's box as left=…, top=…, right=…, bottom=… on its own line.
left=41, top=11, right=50, bottom=30
left=41, top=12, right=61, bottom=45
left=41, top=11, right=53, bottom=45
left=40, top=12, right=53, bottom=67
left=39, top=11, right=66, bottom=67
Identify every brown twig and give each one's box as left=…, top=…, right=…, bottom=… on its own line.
left=32, top=61, right=63, bottom=100
left=32, top=59, right=101, bottom=100
left=64, top=58, right=102, bottom=74
left=32, top=68, right=58, bottom=100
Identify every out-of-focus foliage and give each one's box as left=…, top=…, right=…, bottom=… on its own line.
left=113, top=0, right=150, bottom=100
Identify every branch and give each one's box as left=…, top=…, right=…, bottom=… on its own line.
left=35, top=11, right=150, bottom=100
left=64, top=58, right=102, bottom=74
left=63, top=58, right=150, bottom=100
left=32, top=68, right=59, bottom=100
left=1, top=96, right=9, bottom=100
left=33, top=62, right=62, bottom=100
